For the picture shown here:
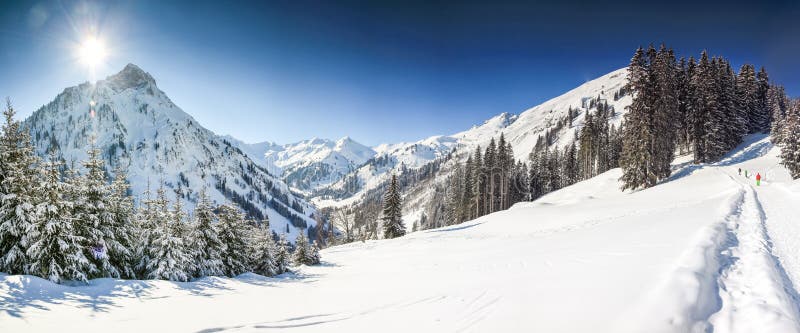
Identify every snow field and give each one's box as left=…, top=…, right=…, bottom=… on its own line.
left=2, top=136, right=800, bottom=332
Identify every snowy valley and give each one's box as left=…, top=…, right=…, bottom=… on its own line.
left=3, top=134, right=799, bottom=332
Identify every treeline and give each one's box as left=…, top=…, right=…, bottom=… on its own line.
left=422, top=107, right=623, bottom=231
left=620, top=45, right=789, bottom=189
left=0, top=101, right=320, bottom=284
left=326, top=155, right=445, bottom=242
left=774, top=96, right=800, bottom=178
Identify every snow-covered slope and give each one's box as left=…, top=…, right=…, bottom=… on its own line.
left=24, top=64, right=316, bottom=240
left=312, top=68, right=631, bottom=218
left=4, top=135, right=798, bottom=332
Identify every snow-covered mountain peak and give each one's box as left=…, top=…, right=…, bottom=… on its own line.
left=104, top=63, right=157, bottom=91
left=24, top=64, right=316, bottom=241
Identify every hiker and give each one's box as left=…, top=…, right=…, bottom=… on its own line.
left=756, top=173, right=761, bottom=186
left=738, top=168, right=741, bottom=176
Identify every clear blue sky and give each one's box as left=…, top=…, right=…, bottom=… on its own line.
left=1, top=0, right=798, bottom=146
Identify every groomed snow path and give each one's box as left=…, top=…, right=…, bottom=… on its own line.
left=2, top=135, right=800, bottom=332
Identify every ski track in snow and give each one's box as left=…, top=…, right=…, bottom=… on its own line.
left=707, top=171, right=800, bottom=332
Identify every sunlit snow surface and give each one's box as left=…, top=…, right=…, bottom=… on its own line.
left=2, top=135, right=800, bottom=332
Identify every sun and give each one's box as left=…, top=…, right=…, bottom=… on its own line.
left=78, top=37, right=107, bottom=67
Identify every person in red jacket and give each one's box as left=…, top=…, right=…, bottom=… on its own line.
left=756, top=173, right=761, bottom=186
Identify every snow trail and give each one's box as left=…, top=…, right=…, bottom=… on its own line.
left=709, top=171, right=800, bottom=332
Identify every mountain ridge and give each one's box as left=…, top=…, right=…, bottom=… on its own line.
left=24, top=63, right=317, bottom=241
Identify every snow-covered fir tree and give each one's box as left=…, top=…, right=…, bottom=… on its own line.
left=217, top=202, right=251, bottom=277
left=381, top=174, right=405, bottom=239
left=780, top=101, right=800, bottom=179
left=650, top=45, right=678, bottom=179
left=133, top=181, right=158, bottom=278
left=26, top=154, right=89, bottom=283
left=107, top=165, right=136, bottom=279
left=72, top=143, right=122, bottom=278
left=619, top=46, right=657, bottom=190
left=292, top=229, right=319, bottom=266
left=0, top=100, right=40, bottom=274
left=189, top=189, right=225, bottom=277
left=274, top=232, right=290, bottom=274
left=293, top=229, right=310, bottom=265
left=308, top=241, right=321, bottom=265
left=249, top=222, right=278, bottom=276
left=769, top=85, right=790, bottom=145
left=146, top=184, right=192, bottom=281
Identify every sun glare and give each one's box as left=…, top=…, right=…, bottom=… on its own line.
left=78, top=37, right=107, bottom=67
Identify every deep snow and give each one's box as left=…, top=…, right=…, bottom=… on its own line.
left=2, top=135, right=799, bottom=332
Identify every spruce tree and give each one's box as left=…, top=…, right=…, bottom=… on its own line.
left=563, top=142, right=579, bottom=185
left=217, top=202, right=251, bottom=276
left=107, top=165, right=136, bottom=279
left=274, top=232, right=290, bottom=274
left=755, top=67, right=771, bottom=132
left=780, top=101, right=800, bottom=179
left=146, top=184, right=191, bottom=281
left=26, top=155, right=89, bottom=283
left=768, top=85, right=789, bottom=144
left=73, top=143, right=120, bottom=278
left=190, top=189, right=225, bottom=277
left=620, top=46, right=657, bottom=190
left=471, top=146, right=484, bottom=218
left=691, top=51, right=716, bottom=163
left=308, top=241, right=321, bottom=265
left=462, top=155, right=475, bottom=220
left=250, top=223, right=277, bottom=276
left=446, top=165, right=464, bottom=224
left=293, top=229, right=310, bottom=265
left=133, top=182, right=158, bottom=278
left=651, top=45, right=678, bottom=179
left=0, top=100, right=39, bottom=274
left=381, top=175, right=405, bottom=238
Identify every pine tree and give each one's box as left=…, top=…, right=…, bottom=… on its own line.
left=445, top=165, right=464, bottom=224
left=676, top=57, right=691, bottom=153
left=26, top=155, right=89, bottom=283
left=0, top=100, right=40, bottom=274
left=190, top=189, right=225, bottom=277
left=133, top=181, right=158, bottom=278
left=462, top=155, right=475, bottom=220
left=704, top=58, right=732, bottom=161
left=293, top=229, right=310, bottom=265
left=768, top=85, right=789, bottom=144
left=471, top=146, right=484, bottom=218
left=274, top=232, right=290, bottom=274
left=72, top=142, right=121, bottom=278
left=484, top=139, right=497, bottom=213
left=563, top=142, right=579, bottom=185
left=217, top=202, right=251, bottom=276
left=146, top=184, right=191, bottom=281
left=755, top=67, right=771, bottom=133
left=651, top=45, right=678, bottom=179
left=620, top=46, right=657, bottom=190
left=308, top=241, right=321, bottom=265
left=107, top=165, right=136, bottom=279
left=780, top=101, right=800, bottom=179
left=250, top=223, right=277, bottom=276
left=381, top=175, right=405, bottom=239
left=691, top=51, right=716, bottom=163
